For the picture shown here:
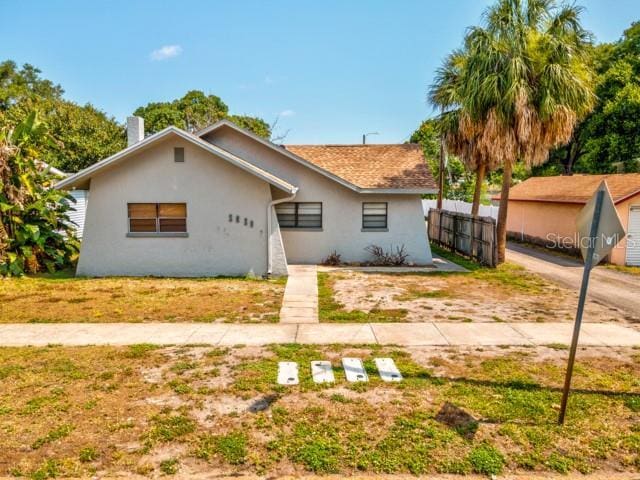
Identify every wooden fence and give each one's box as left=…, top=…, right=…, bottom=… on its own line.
left=427, top=208, right=498, bottom=267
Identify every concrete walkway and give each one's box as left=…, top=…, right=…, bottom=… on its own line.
left=279, top=265, right=318, bottom=323
left=507, top=242, right=640, bottom=320
left=1, top=322, right=639, bottom=347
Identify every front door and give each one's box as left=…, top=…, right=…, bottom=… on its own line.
left=626, top=205, right=640, bottom=266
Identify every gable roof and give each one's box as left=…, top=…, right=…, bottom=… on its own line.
left=284, top=144, right=436, bottom=191
left=197, top=119, right=437, bottom=194
left=499, top=174, right=640, bottom=205
left=55, top=126, right=297, bottom=194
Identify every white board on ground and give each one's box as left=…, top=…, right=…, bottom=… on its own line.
left=277, top=362, right=299, bottom=385
left=375, top=358, right=402, bottom=382
left=311, top=361, right=335, bottom=383
left=342, top=358, right=368, bottom=382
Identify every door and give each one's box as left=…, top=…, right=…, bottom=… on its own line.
left=626, top=205, right=640, bottom=266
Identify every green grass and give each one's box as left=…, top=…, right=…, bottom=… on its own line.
left=468, top=443, right=505, bottom=475
left=159, top=458, right=180, bottom=475
left=318, top=272, right=408, bottom=322
left=430, top=243, right=482, bottom=271
left=196, top=431, right=248, bottom=465
left=604, top=264, right=640, bottom=277
left=31, top=424, right=74, bottom=449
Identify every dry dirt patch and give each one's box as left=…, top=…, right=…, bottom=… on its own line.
left=326, top=265, right=629, bottom=323
left=0, top=274, right=285, bottom=323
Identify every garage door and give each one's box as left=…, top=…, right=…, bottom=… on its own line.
left=626, top=205, right=640, bottom=266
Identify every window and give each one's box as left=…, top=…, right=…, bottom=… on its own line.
left=275, top=202, right=322, bottom=229
left=128, top=203, right=187, bottom=234
left=174, top=147, right=184, bottom=162
left=362, top=202, right=388, bottom=230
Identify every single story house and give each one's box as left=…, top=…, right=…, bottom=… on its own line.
left=497, top=174, right=640, bottom=266
left=55, top=118, right=436, bottom=277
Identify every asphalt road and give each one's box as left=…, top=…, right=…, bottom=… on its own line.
left=506, top=242, right=640, bottom=321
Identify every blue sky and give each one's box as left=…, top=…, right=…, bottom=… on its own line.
left=1, top=0, right=637, bottom=144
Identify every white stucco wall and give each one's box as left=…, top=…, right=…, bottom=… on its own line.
left=205, top=127, right=433, bottom=265
left=76, top=134, right=275, bottom=277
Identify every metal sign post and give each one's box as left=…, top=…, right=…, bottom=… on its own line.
left=558, top=181, right=625, bottom=425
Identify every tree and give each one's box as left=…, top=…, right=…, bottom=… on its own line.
left=0, top=112, right=79, bottom=276
left=0, top=61, right=63, bottom=110
left=442, top=0, right=595, bottom=262
left=134, top=90, right=272, bottom=139
left=572, top=22, right=640, bottom=173
left=228, top=114, right=271, bottom=138
left=410, top=119, right=478, bottom=202
left=1, top=61, right=125, bottom=172
left=429, top=48, right=499, bottom=215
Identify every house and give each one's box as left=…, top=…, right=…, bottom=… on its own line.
left=55, top=118, right=436, bottom=277
left=498, top=174, right=640, bottom=266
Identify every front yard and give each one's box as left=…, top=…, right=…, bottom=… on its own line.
left=319, top=262, right=629, bottom=324
left=0, top=273, right=285, bottom=323
left=1, top=344, right=639, bottom=478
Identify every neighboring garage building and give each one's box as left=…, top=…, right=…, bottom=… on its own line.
left=498, top=174, right=640, bottom=266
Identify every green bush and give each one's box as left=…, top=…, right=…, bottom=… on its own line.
left=0, top=112, right=79, bottom=276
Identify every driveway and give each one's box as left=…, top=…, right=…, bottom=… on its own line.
left=507, top=242, right=640, bottom=320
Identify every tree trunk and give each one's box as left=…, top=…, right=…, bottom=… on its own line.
left=471, top=162, right=486, bottom=216
left=496, top=160, right=513, bottom=264
left=437, top=132, right=446, bottom=210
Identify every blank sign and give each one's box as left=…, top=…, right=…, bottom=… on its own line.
left=375, top=358, right=402, bottom=382
left=342, top=358, right=368, bottom=382
left=277, top=362, right=299, bottom=385
left=311, top=361, right=335, bottom=383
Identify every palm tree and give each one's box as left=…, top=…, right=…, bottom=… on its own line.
left=430, top=50, right=498, bottom=216
left=456, top=0, right=595, bottom=262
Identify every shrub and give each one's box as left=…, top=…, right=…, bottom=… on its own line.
left=0, top=112, right=79, bottom=276
left=321, top=250, right=342, bottom=266
left=364, top=244, right=409, bottom=266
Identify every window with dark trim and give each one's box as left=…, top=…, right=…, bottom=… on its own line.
left=275, top=202, right=322, bottom=228
left=128, top=203, right=187, bottom=233
left=362, top=202, right=388, bottom=230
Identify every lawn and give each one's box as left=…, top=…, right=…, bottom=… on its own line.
left=319, top=252, right=627, bottom=323
left=0, top=272, right=285, bottom=323
left=604, top=264, right=640, bottom=277
left=1, top=344, right=639, bottom=477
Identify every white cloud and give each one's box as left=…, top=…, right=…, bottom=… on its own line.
left=279, top=109, right=295, bottom=117
left=150, top=45, right=183, bottom=61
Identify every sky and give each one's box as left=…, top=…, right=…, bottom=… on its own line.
left=1, top=0, right=638, bottom=144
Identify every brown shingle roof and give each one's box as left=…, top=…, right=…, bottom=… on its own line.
left=284, top=144, right=436, bottom=191
left=498, top=174, right=640, bottom=204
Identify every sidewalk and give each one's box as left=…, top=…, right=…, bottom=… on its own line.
left=1, top=322, right=639, bottom=347
left=279, top=265, right=318, bottom=323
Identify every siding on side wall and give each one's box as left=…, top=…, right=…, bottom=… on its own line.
left=76, top=136, right=274, bottom=277
left=205, top=126, right=432, bottom=265
left=68, top=190, right=88, bottom=238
